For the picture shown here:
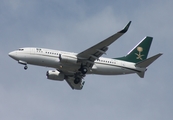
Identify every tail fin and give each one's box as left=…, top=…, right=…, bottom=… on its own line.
left=115, top=36, right=153, bottom=63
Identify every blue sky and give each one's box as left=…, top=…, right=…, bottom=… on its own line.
left=0, top=0, right=173, bottom=120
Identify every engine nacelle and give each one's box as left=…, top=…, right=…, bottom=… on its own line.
left=46, top=70, right=65, bottom=81
left=59, top=54, right=77, bottom=64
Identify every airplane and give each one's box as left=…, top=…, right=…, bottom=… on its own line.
left=9, top=21, right=162, bottom=90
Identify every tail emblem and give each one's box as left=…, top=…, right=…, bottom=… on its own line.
left=135, top=47, right=144, bottom=60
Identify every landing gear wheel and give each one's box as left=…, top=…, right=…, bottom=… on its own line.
left=24, top=65, right=28, bottom=70
left=81, top=68, right=87, bottom=74
left=79, top=64, right=88, bottom=74
left=79, top=66, right=88, bottom=74
left=74, top=78, right=81, bottom=84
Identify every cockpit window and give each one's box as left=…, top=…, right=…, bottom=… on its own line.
left=18, top=49, right=24, bottom=51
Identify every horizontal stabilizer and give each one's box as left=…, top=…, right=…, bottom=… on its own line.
left=136, top=53, right=163, bottom=68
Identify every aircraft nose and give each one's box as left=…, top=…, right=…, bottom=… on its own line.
left=8, top=51, right=16, bottom=59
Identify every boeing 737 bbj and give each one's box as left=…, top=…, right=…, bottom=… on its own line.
left=9, top=21, right=162, bottom=90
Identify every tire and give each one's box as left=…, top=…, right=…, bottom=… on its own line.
left=24, top=65, right=28, bottom=70
left=81, top=68, right=87, bottom=74
left=74, top=78, right=81, bottom=84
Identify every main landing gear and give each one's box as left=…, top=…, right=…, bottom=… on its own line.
left=81, top=67, right=87, bottom=74
left=74, top=77, right=81, bottom=84
left=74, top=65, right=88, bottom=84
left=78, top=65, right=88, bottom=74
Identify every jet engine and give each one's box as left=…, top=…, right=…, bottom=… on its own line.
left=59, top=54, right=77, bottom=64
left=46, top=70, right=65, bottom=81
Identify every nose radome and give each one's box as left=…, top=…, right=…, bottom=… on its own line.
left=8, top=51, right=16, bottom=58
left=9, top=52, right=13, bottom=57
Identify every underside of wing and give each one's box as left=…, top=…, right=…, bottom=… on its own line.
left=61, top=21, right=131, bottom=90
left=58, top=70, right=85, bottom=90
left=65, top=76, right=85, bottom=90
left=77, top=21, right=131, bottom=69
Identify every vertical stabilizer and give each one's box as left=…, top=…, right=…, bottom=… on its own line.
left=115, top=36, right=153, bottom=63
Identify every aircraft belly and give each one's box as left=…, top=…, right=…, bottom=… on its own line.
left=22, top=54, right=135, bottom=75
left=24, top=54, right=60, bottom=68
left=91, top=64, right=134, bottom=75
left=24, top=54, right=80, bottom=71
left=59, top=63, right=80, bottom=72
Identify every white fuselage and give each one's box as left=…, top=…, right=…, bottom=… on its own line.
left=9, top=47, right=146, bottom=75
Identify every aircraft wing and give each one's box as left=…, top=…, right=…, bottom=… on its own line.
left=63, top=21, right=131, bottom=90
left=58, top=70, right=85, bottom=90
left=77, top=21, right=131, bottom=69
left=65, top=77, right=85, bottom=90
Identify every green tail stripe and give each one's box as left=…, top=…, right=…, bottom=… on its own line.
left=114, top=36, right=153, bottom=63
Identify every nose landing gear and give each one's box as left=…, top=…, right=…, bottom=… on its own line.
left=18, top=60, right=28, bottom=70
left=24, top=65, right=28, bottom=70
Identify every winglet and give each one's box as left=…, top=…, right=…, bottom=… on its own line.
left=119, top=21, right=132, bottom=33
